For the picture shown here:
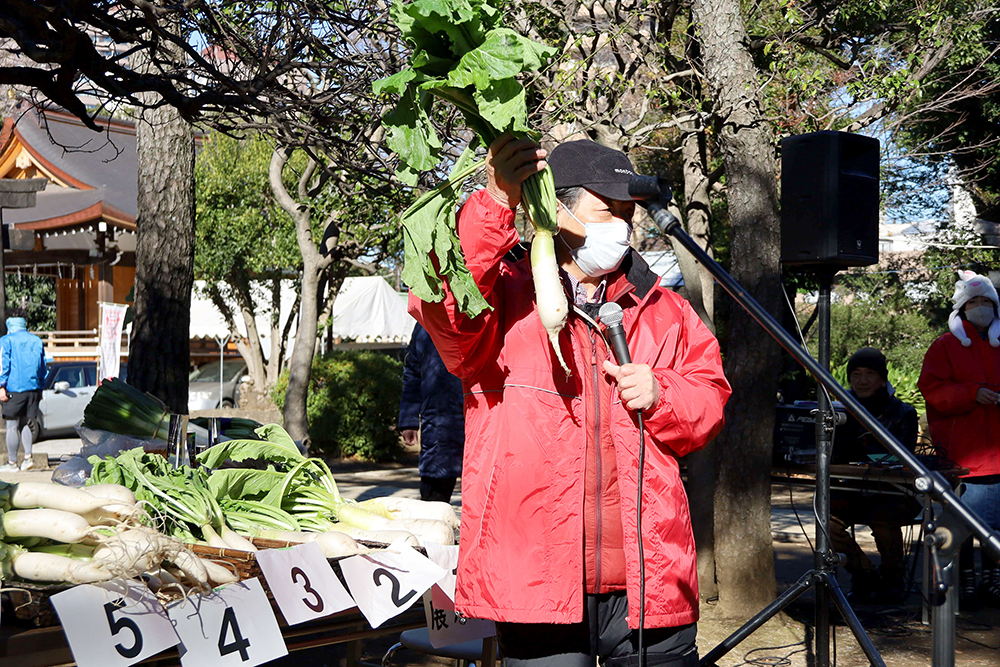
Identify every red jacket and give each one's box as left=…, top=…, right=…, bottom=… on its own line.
left=410, top=190, right=730, bottom=628
left=919, top=321, right=1000, bottom=477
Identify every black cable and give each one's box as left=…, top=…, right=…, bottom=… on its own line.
left=637, top=410, right=646, bottom=667
left=738, top=641, right=808, bottom=667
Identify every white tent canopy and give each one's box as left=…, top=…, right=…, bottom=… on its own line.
left=327, top=276, right=416, bottom=345
left=189, top=276, right=415, bottom=350
left=189, top=280, right=299, bottom=346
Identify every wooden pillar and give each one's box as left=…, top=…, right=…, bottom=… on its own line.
left=96, top=227, right=113, bottom=305
left=97, top=261, right=113, bottom=304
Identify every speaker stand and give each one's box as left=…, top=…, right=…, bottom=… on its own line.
left=700, top=268, right=884, bottom=667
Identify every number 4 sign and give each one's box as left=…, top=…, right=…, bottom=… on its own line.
left=167, top=578, right=287, bottom=667
left=339, top=540, right=447, bottom=628
left=51, top=579, right=179, bottom=667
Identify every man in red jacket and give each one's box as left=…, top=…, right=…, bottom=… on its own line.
left=410, top=135, right=731, bottom=666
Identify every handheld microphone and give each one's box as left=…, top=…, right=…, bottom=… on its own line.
left=598, top=302, right=631, bottom=365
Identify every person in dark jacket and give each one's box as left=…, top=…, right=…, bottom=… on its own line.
left=0, top=315, right=47, bottom=472
left=398, top=322, right=465, bottom=502
left=830, top=347, right=921, bottom=603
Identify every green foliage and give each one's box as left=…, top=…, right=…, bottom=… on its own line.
left=795, top=272, right=939, bottom=416
left=195, top=132, right=301, bottom=284
left=896, top=13, right=1000, bottom=220
left=271, top=350, right=405, bottom=461
left=832, top=274, right=939, bottom=373
left=375, top=0, right=558, bottom=317
left=5, top=275, right=56, bottom=330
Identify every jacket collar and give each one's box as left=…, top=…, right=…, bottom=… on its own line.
left=607, top=249, right=659, bottom=305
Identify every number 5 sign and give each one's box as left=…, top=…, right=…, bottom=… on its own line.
left=167, top=578, right=287, bottom=667
left=51, top=579, right=179, bottom=667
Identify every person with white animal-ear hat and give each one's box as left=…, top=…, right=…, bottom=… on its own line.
left=919, top=270, right=1000, bottom=609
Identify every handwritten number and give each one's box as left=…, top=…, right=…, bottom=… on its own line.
left=218, top=606, right=251, bottom=661
left=372, top=567, right=418, bottom=608
left=291, top=566, right=325, bottom=613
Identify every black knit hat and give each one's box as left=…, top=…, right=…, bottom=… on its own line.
left=847, top=347, right=888, bottom=379
left=548, top=140, right=637, bottom=201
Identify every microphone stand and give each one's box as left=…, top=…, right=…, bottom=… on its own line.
left=628, top=176, right=1000, bottom=667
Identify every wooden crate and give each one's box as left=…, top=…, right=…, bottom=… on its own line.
left=0, top=537, right=405, bottom=629
left=1, top=581, right=72, bottom=628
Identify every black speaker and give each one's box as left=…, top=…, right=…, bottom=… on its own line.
left=780, top=131, right=880, bottom=267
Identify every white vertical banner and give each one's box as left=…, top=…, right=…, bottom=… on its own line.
left=98, top=302, right=129, bottom=380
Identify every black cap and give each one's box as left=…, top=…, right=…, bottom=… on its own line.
left=847, top=347, right=888, bottom=379
left=548, top=140, right=637, bottom=202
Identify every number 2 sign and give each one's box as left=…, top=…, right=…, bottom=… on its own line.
left=339, top=540, right=447, bottom=628
left=167, top=578, right=287, bottom=667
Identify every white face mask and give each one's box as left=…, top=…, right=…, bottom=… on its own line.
left=561, top=204, right=632, bottom=277
left=965, top=303, right=995, bottom=329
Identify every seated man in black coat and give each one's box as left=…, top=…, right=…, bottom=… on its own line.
left=830, top=347, right=921, bottom=604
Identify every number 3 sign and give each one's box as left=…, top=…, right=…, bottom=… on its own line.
left=255, top=541, right=356, bottom=625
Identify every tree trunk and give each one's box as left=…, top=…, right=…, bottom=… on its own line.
left=692, top=0, right=783, bottom=619
left=269, top=148, right=332, bottom=446
left=130, top=104, right=195, bottom=414
left=676, top=120, right=721, bottom=600
left=677, top=122, right=716, bottom=330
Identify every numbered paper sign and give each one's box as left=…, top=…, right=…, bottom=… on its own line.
left=424, top=586, right=496, bottom=649
left=51, top=579, right=179, bottom=667
left=422, top=542, right=459, bottom=600
left=256, top=541, right=356, bottom=625
left=167, top=577, right=287, bottom=667
left=339, top=540, right=447, bottom=628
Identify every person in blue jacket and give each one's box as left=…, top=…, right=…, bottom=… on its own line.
left=0, top=314, right=47, bottom=472
left=398, top=322, right=465, bottom=502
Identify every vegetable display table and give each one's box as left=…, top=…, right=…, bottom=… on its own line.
left=0, top=603, right=424, bottom=667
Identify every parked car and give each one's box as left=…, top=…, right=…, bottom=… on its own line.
left=187, top=360, right=248, bottom=411
left=29, top=361, right=128, bottom=441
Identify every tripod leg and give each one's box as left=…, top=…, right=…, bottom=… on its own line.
left=699, top=573, right=815, bottom=667
left=819, top=571, right=887, bottom=667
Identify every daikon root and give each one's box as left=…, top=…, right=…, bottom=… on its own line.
left=531, top=228, right=570, bottom=375
left=385, top=518, right=456, bottom=545
left=219, top=526, right=257, bottom=552
left=313, top=531, right=371, bottom=558
left=255, top=528, right=318, bottom=543
left=81, top=484, right=137, bottom=506
left=328, top=526, right=420, bottom=547
left=80, top=502, right=143, bottom=527
left=91, top=527, right=163, bottom=575
left=1, top=508, right=99, bottom=544
left=357, top=497, right=460, bottom=529
left=198, top=558, right=239, bottom=586
left=10, top=551, right=113, bottom=584
left=9, top=482, right=118, bottom=514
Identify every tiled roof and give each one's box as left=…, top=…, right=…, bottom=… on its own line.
left=1, top=106, right=137, bottom=229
